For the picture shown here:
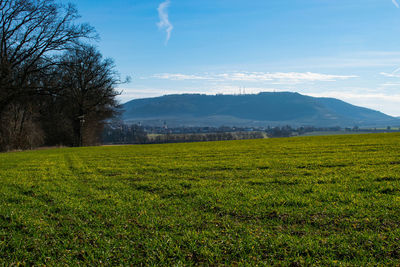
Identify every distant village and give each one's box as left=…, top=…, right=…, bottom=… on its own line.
left=102, top=121, right=400, bottom=145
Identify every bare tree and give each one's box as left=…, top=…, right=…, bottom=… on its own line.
left=0, top=100, right=44, bottom=150
left=0, top=0, right=95, bottom=150
left=56, top=44, right=121, bottom=146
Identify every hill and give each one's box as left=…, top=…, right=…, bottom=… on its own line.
left=122, top=92, right=399, bottom=127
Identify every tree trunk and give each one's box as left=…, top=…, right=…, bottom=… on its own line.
left=72, top=119, right=82, bottom=147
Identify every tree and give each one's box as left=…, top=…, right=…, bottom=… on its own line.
left=0, top=99, right=44, bottom=150
left=55, top=44, right=121, bottom=146
left=0, top=0, right=95, bottom=150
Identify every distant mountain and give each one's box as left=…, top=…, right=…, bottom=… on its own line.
left=122, top=92, right=400, bottom=127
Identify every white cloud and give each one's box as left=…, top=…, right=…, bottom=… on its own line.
left=157, top=0, right=173, bottom=44
left=153, top=73, right=208, bottom=80
left=380, top=72, right=400, bottom=78
left=393, top=0, right=399, bottom=8
left=214, top=72, right=273, bottom=82
left=151, top=71, right=358, bottom=83
left=380, top=82, right=400, bottom=87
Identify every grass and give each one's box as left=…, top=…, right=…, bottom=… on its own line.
left=1, top=133, right=400, bottom=265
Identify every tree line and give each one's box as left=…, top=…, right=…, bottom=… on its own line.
left=0, top=0, right=121, bottom=151
left=102, top=122, right=267, bottom=144
left=147, top=131, right=266, bottom=144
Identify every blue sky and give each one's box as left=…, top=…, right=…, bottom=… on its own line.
left=66, top=0, right=400, bottom=116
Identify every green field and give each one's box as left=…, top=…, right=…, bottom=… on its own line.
left=1, top=134, right=400, bottom=265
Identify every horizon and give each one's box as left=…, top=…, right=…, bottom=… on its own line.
left=66, top=0, right=400, bottom=116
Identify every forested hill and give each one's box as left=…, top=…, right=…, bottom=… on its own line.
left=122, top=92, right=399, bottom=127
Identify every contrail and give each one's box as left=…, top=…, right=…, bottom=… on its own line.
left=393, top=0, right=399, bottom=8
left=393, top=66, right=400, bottom=73
left=157, top=0, right=173, bottom=44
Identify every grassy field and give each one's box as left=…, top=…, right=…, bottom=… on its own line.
left=1, top=133, right=400, bottom=265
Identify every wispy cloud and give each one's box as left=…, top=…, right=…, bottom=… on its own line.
left=379, top=63, right=400, bottom=78
left=157, top=0, right=173, bottom=44
left=151, top=72, right=358, bottom=83
left=380, top=82, right=400, bottom=87
left=217, top=72, right=357, bottom=82
left=392, top=66, right=400, bottom=74
left=380, top=72, right=400, bottom=78
left=153, top=73, right=208, bottom=80
left=393, top=0, right=399, bottom=8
